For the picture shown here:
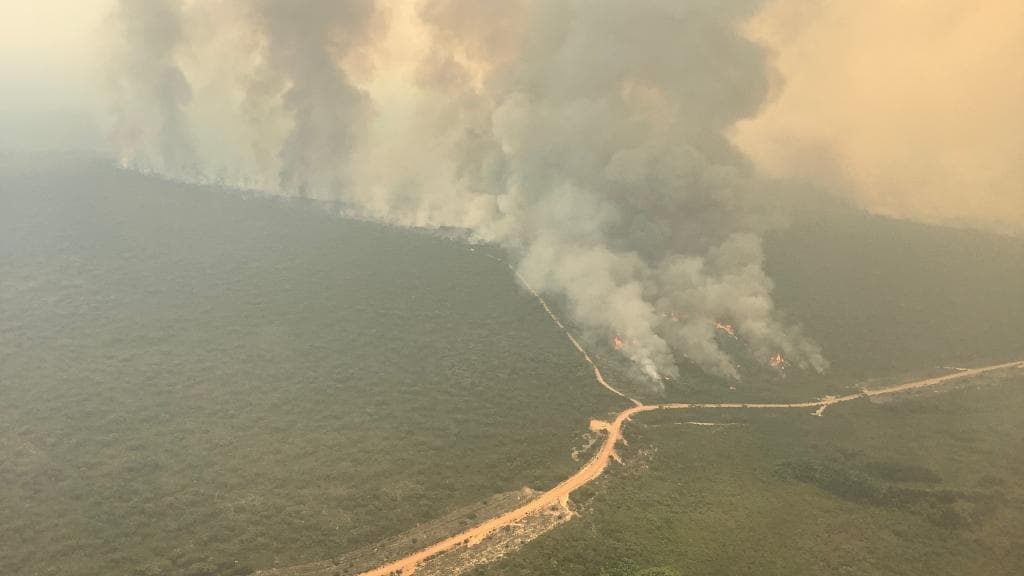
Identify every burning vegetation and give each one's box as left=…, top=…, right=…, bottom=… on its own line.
left=715, top=322, right=737, bottom=338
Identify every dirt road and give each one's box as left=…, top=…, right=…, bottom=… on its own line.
left=510, top=263, right=641, bottom=406
left=358, top=359, right=1023, bottom=575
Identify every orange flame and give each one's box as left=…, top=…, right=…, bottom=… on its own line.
left=770, top=353, right=786, bottom=369
left=613, top=336, right=625, bottom=350
left=715, top=322, right=737, bottom=338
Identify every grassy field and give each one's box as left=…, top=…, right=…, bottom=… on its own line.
left=477, top=370, right=1024, bottom=576
left=0, top=156, right=625, bottom=576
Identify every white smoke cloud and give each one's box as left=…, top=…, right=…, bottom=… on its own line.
left=106, top=0, right=829, bottom=387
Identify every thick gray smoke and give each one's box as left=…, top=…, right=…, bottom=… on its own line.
left=106, top=0, right=829, bottom=387
left=246, top=0, right=378, bottom=197
left=108, top=0, right=196, bottom=175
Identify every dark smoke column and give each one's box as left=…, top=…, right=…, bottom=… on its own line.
left=108, top=0, right=197, bottom=176
left=248, top=0, right=378, bottom=199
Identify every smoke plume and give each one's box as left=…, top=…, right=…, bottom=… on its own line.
left=247, top=0, right=379, bottom=197
left=106, top=0, right=831, bottom=387
left=108, top=0, right=196, bottom=175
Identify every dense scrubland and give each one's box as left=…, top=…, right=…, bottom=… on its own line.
left=2, top=156, right=1023, bottom=575
left=475, top=198, right=1024, bottom=576
left=476, top=371, right=1024, bottom=576
left=0, top=157, right=624, bottom=576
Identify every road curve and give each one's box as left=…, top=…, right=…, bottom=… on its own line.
left=358, top=359, right=1023, bottom=575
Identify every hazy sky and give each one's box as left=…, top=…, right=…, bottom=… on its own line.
left=0, top=0, right=113, bottom=150
left=733, top=0, right=1024, bottom=234
left=1, top=0, right=1020, bottom=233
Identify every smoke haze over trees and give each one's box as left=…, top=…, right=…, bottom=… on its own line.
left=69, top=0, right=1020, bottom=384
